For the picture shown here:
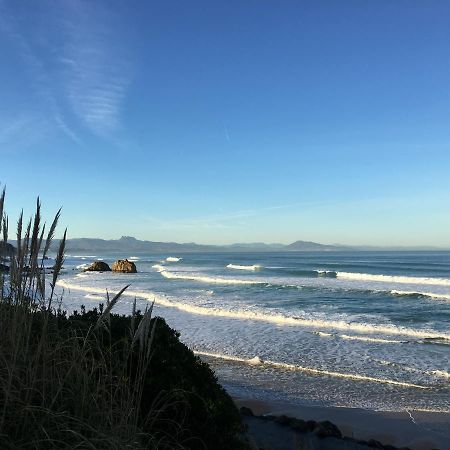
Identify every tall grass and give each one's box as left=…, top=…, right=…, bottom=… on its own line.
left=0, top=189, right=184, bottom=449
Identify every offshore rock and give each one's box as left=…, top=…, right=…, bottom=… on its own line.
left=112, top=259, right=137, bottom=273
left=84, top=261, right=111, bottom=272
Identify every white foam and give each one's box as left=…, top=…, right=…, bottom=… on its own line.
left=226, top=264, right=262, bottom=271
left=76, top=263, right=90, bottom=270
left=373, top=359, right=450, bottom=380
left=247, top=356, right=263, bottom=365
left=128, top=256, right=140, bottom=261
left=152, top=264, right=165, bottom=272
left=391, top=290, right=450, bottom=301
left=430, top=370, right=450, bottom=379
left=56, top=280, right=450, bottom=341
left=160, top=270, right=261, bottom=285
left=314, top=331, right=333, bottom=337
left=166, top=257, right=182, bottom=262
left=340, top=334, right=403, bottom=344
left=194, top=351, right=427, bottom=389
left=337, top=272, right=450, bottom=287
left=316, top=270, right=336, bottom=275
left=85, top=294, right=102, bottom=300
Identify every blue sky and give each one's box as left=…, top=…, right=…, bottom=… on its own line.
left=1, top=0, right=450, bottom=246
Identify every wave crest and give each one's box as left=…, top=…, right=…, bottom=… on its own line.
left=337, top=272, right=450, bottom=286
left=226, top=264, right=262, bottom=271
left=56, top=280, right=450, bottom=342
left=391, top=290, right=450, bottom=301
left=194, top=351, right=427, bottom=389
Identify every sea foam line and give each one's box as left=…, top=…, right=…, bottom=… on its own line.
left=371, top=359, right=450, bottom=380
left=56, top=280, right=450, bottom=341
left=158, top=269, right=262, bottom=285
left=166, top=257, right=182, bottom=262
left=340, top=334, right=404, bottom=344
left=194, top=351, right=427, bottom=389
left=337, top=272, right=450, bottom=287
left=226, top=264, right=262, bottom=271
left=155, top=266, right=450, bottom=302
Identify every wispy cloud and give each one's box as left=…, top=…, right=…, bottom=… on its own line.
left=0, top=0, right=132, bottom=143
left=0, top=0, right=82, bottom=145
left=60, top=1, right=132, bottom=136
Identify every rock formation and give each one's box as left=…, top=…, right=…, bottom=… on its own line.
left=112, top=259, right=137, bottom=273
left=84, top=261, right=112, bottom=272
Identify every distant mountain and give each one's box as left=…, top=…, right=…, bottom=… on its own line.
left=284, top=240, right=348, bottom=252
left=59, top=236, right=218, bottom=253
left=7, top=236, right=448, bottom=253
left=41, top=236, right=350, bottom=253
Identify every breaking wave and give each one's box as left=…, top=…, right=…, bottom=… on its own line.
left=154, top=266, right=450, bottom=302
left=194, top=351, right=427, bottom=389
left=56, top=280, right=450, bottom=342
left=316, top=270, right=336, bottom=276
left=166, top=257, right=182, bottom=262
left=340, top=334, right=405, bottom=344
left=337, top=272, right=450, bottom=286
left=390, top=290, right=450, bottom=301
left=226, top=264, right=262, bottom=271
left=159, top=270, right=262, bottom=285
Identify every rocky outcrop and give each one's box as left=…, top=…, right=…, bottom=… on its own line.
left=84, top=261, right=111, bottom=272
left=112, top=259, right=137, bottom=273
left=240, top=410, right=410, bottom=449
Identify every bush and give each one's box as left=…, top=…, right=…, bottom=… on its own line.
left=0, top=189, right=246, bottom=449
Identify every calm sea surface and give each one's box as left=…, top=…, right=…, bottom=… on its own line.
left=57, top=251, right=450, bottom=413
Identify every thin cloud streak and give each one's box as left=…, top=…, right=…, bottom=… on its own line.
left=60, top=1, right=132, bottom=137
left=0, top=0, right=82, bottom=145
left=0, top=0, right=132, bottom=143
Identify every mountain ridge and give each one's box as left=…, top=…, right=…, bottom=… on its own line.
left=55, top=237, right=348, bottom=253
left=7, top=237, right=446, bottom=253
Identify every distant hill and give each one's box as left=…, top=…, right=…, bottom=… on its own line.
left=7, top=236, right=447, bottom=253
left=38, top=236, right=351, bottom=253
left=284, top=240, right=348, bottom=251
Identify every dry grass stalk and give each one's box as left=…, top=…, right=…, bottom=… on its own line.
left=0, top=188, right=179, bottom=449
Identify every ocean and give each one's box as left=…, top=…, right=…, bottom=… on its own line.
left=56, top=251, right=450, bottom=413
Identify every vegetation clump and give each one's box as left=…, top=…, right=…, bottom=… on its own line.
left=0, top=188, right=245, bottom=449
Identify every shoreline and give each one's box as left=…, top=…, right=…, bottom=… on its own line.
left=234, top=396, right=450, bottom=449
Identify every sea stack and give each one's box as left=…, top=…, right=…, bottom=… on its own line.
left=84, top=261, right=112, bottom=272
left=112, top=259, right=137, bottom=273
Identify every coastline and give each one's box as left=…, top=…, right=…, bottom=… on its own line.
left=234, top=397, right=450, bottom=449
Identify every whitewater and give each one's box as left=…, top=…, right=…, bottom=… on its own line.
left=56, top=251, right=450, bottom=413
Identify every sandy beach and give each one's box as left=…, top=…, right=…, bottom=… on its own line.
left=235, top=397, right=450, bottom=449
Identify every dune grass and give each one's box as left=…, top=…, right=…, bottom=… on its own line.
left=0, top=189, right=245, bottom=449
